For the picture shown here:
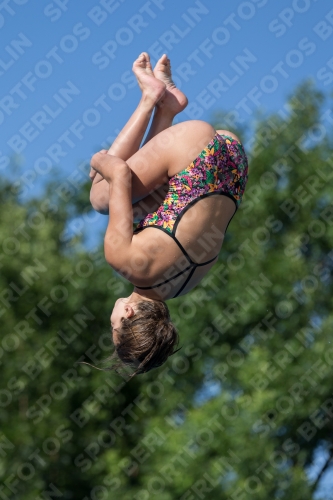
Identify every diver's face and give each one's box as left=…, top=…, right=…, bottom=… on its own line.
left=110, top=298, right=135, bottom=344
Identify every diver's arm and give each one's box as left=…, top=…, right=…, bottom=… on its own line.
left=90, top=152, right=135, bottom=274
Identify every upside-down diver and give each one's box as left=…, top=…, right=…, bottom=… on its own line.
left=89, top=52, right=248, bottom=376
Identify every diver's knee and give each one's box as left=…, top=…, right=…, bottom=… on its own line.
left=90, top=190, right=109, bottom=215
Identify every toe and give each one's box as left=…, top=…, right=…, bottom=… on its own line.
left=134, top=52, right=145, bottom=64
left=154, top=53, right=166, bottom=68
left=132, top=54, right=142, bottom=70
left=142, top=52, right=152, bottom=70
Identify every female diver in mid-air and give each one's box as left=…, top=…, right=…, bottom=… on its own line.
left=89, top=52, right=248, bottom=376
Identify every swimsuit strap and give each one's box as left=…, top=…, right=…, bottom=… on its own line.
left=195, top=255, right=218, bottom=266
left=135, top=264, right=192, bottom=290
left=133, top=219, right=219, bottom=296
left=173, top=268, right=196, bottom=298
left=170, top=233, right=196, bottom=265
left=134, top=253, right=218, bottom=291
left=171, top=233, right=218, bottom=267
left=172, top=253, right=218, bottom=297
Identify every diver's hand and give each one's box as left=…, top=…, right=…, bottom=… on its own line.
left=89, top=150, right=107, bottom=182
left=90, top=151, right=129, bottom=183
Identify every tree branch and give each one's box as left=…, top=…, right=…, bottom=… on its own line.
left=310, top=451, right=333, bottom=493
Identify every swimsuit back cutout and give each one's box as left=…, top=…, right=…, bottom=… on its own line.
left=132, top=132, right=249, bottom=299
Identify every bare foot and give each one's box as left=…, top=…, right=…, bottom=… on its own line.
left=153, top=54, right=188, bottom=115
left=132, top=52, right=166, bottom=105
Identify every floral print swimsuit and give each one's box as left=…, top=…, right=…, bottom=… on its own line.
left=133, top=132, right=249, bottom=298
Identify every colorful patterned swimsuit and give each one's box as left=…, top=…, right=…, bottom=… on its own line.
left=133, top=132, right=249, bottom=298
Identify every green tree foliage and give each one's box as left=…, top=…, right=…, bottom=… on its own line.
left=0, top=80, right=333, bottom=499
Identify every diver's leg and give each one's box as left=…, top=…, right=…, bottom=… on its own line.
left=90, top=52, right=165, bottom=212
left=142, top=54, right=188, bottom=145
left=126, top=120, right=217, bottom=202
left=91, top=119, right=216, bottom=198
left=91, top=120, right=217, bottom=209
left=91, top=54, right=188, bottom=215
left=90, top=52, right=164, bottom=187
left=130, top=54, right=189, bottom=220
